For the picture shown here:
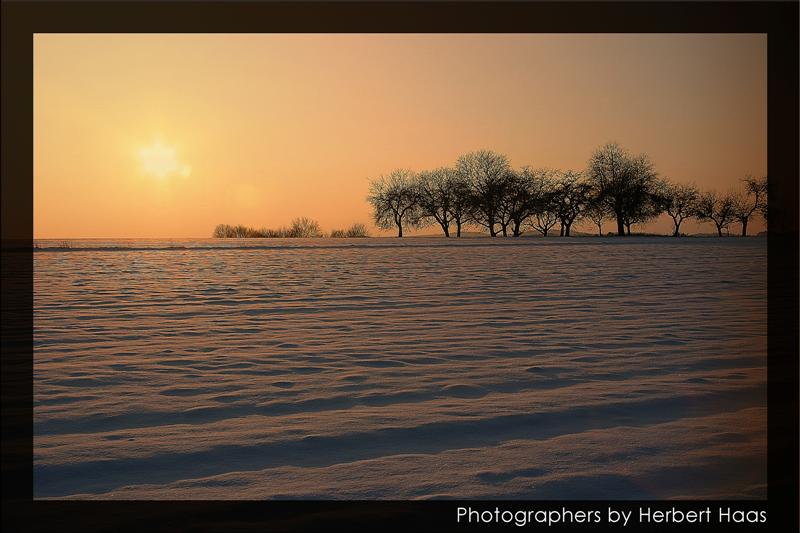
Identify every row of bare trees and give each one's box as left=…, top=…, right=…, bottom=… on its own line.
left=367, top=143, right=767, bottom=238
left=687, top=180, right=767, bottom=237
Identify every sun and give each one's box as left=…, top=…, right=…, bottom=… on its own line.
left=139, top=140, right=191, bottom=179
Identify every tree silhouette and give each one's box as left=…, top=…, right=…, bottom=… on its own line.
left=456, top=150, right=511, bottom=237
left=587, top=142, right=659, bottom=236
left=525, top=174, right=560, bottom=236
left=553, top=170, right=592, bottom=237
left=415, top=167, right=465, bottom=237
left=447, top=174, right=473, bottom=237
left=658, top=180, right=699, bottom=237
left=623, top=183, right=665, bottom=235
left=583, top=196, right=611, bottom=236
left=756, top=176, right=768, bottom=222
left=528, top=209, right=560, bottom=237
left=694, top=190, right=736, bottom=236
left=496, top=171, right=517, bottom=237
left=367, top=169, right=421, bottom=237
left=732, top=175, right=767, bottom=236
left=502, top=167, right=552, bottom=237
left=496, top=169, right=530, bottom=237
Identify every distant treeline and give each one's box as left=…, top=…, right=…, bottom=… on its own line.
left=213, top=218, right=369, bottom=239
left=367, top=142, right=768, bottom=237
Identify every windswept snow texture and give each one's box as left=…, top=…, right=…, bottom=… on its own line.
left=34, top=237, right=767, bottom=499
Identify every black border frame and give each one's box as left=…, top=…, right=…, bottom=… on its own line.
left=2, top=2, right=797, bottom=531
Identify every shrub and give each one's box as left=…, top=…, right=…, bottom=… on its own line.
left=346, top=223, right=369, bottom=238
left=213, top=219, right=366, bottom=238
left=213, top=224, right=264, bottom=238
left=328, top=223, right=369, bottom=238
left=212, top=224, right=234, bottom=238
left=288, top=217, right=323, bottom=238
left=260, top=227, right=290, bottom=238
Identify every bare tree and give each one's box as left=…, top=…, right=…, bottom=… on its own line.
left=694, top=190, right=736, bottom=237
left=501, top=167, right=552, bottom=237
left=367, top=169, right=421, bottom=237
left=496, top=169, right=530, bottom=237
left=553, top=170, right=593, bottom=237
left=731, top=192, right=750, bottom=237
left=414, top=167, right=463, bottom=237
left=619, top=159, right=664, bottom=235
left=456, top=150, right=511, bottom=237
left=528, top=210, right=560, bottom=237
left=732, top=175, right=767, bottom=236
left=755, top=176, right=768, bottom=223
left=497, top=168, right=550, bottom=237
left=496, top=170, right=518, bottom=237
left=659, top=180, right=699, bottom=237
left=583, top=195, right=611, bottom=236
left=587, top=142, right=659, bottom=236
left=525, top=174, right=560, bottom=236
left=448, top=174, right=473, bottom=237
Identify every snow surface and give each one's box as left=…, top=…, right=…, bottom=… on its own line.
left=33, top=237, right=767, bottom=499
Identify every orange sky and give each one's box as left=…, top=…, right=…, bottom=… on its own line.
left=34, top=34, right=767, bottom=238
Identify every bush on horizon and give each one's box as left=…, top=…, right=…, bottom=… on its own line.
left=213, top=219, right=369, bottom=239
left=330, top=223, right=370, bottom=238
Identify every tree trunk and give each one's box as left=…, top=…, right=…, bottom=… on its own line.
left=597, top=223, right=602, bottom=236
left=397, top=224, right=403, bottom=238
left=741, top=218, right=748, bottom=237
left=501, top=224, right=508, bottom=237
left=565, top=223, right=571, bottom=237
left=716, top=224, right=723, bottom=237
left=489, top=221, right=497, bottom=237
left=559, top=225, right=565, bottom=237
left=456, top=221, right=462, bottom=237
left=512, top=220, right=522, bottom=237
left=616, top=214, right=625, bottom=236
left=441, top=223, right=450, bottom=237
left=625, top=221, right=632, bottom=236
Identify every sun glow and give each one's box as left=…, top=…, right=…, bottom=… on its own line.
left=139, top=141, right=191, bottom=179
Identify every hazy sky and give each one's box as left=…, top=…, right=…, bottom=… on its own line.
left=34, top=34, right=767, bottom=238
